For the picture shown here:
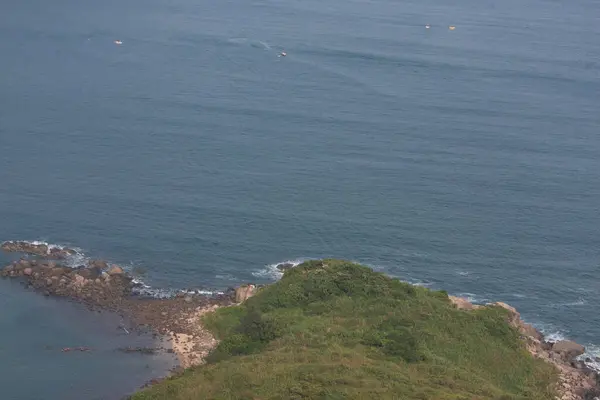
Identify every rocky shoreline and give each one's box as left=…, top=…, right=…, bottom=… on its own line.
left=2, top=241, right=599, bottom=399
left=0, top=240, right=251, bottom=375
left=449, top=296, right=600, bottom=400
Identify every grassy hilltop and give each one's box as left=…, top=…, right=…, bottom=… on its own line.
left=132, top=260, right=556, bottom=400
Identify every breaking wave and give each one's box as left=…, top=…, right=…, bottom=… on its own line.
left=252, top=259, right=307, bottom=280
left=130, top=278, right=224, bottom=299
left=13, top=240, right=89, bottom=268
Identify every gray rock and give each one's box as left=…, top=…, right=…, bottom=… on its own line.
left=23, top=267, right=33, bottom=276
left=552, top=340, right=585, bottom=361
left=78, top=266, right=101, bottom=280
left=89, top=260, right=109, bottom=270
left=46, top=278, right=53, bottom=286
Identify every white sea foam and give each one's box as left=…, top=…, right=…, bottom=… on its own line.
left=130, top=277, right=223, bottom=298
left=252, top=259, right=307, bottom=280
left=534, top=322, right=567, bottom=343
left=532, top=323, right=600, bottom=371
left=13, top=240, right=89, bottom=268
left=455, top=292, right=489, bottom=304
left=545, top=331, right=567, bottom=342
left=582, top=344, right=600, bottom=371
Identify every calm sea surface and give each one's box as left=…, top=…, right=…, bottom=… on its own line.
left=1, top=0, right=599, bottom=397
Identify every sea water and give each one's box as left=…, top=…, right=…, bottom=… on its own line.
left=1, top=0, right=599, bottom=397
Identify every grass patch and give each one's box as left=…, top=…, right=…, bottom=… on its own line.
left=132, top=260, right=556, bottom=400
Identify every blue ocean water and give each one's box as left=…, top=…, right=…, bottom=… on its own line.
left=1, top=0, right=600, bottom=396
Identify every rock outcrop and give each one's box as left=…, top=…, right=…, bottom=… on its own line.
left=553, top=341, right=586, bottom=362
left=449, top=295, right=481, bottom=310
left=107, top=265, right=124, bottom=276
left=1, top=259, right=133, bottom=309
left=235, top=284, right=256, bottom=303
left=448, top=295, right=599, bottom=400
left=1, top=241, right=77, bottom=259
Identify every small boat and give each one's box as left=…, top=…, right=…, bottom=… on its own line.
left=448, top=26, right=456, bottom=30
left=278, top=51, right=287, bottom=57
left=114, top=40, right=123, bottom=45
left=425, top=24, right=431, bottom=29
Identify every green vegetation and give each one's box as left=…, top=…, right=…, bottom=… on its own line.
left=132, top=260, right=556, bottom=400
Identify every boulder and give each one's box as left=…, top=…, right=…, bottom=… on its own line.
left=89, top=260, right=109, bottom=270
left=45, top=278, right=53, bottom=286
left=107, top=265, right=124, bottom=276
left=23, top=268, right=33, bottom=276
left=73, top=274, right=87, bottom=287
left=276, top=263, right=295, bottom=271
left=19, top=259, right=31, bottom=268
left=235, top=284, right=256, bottom=303
left=78, top=267, right=102, bottom=280
left=2, top=265, right=14, bottom=275
left=2, top=241, right=49, bottom=256
left=552, top=340, right=585, bottom=361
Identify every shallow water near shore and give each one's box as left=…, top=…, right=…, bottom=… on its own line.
left=1, top=0, right=600, bottom=396
left=0, top=270, right=177, bottom=400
